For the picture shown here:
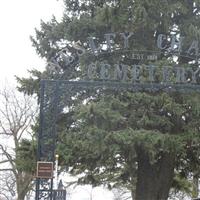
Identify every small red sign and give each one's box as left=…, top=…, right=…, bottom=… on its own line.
left=36, top=161, right=53, bottom=179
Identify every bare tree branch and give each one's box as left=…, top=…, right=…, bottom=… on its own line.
left=0, top=168, right=13, bottom=172
left=0, top=192, right=10, bottom=200
left=0, top=159, right=12, bottom=164
left=0, top=87, right=38, bottom=200
left=0, top=144, right=17, bottom=176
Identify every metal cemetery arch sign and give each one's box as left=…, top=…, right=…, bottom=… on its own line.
left=35, top=79, right=200, bottom=200
left=35, top=32, right=200, bottom=200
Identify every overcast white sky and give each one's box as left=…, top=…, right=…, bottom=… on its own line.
left=0, top=1, right=114, bottom=199
left=0, top=0, right=64, bottom=85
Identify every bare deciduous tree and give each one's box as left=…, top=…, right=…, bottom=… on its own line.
left=0, top=87, right=37, bottom=200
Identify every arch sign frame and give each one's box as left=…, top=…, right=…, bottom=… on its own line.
left=35, top=32, right=200, bottom=200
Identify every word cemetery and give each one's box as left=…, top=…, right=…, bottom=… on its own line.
left=87, top=62, right=200, bottom=84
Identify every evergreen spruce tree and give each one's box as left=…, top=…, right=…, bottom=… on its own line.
left=17, top=1, right=200, bottom=199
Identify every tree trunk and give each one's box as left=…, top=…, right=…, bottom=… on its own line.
left=135, top=149, right=175, bottom=200
left=16, top=172, right=31, bottom=200
left=192, top=172, right=199, bottom=198
left=17, top=187, right=26, bottom=200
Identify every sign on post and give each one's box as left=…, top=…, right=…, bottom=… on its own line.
left=53, top=190, right=66, bottom=200
left=36, top=161, right=53, bottom=179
